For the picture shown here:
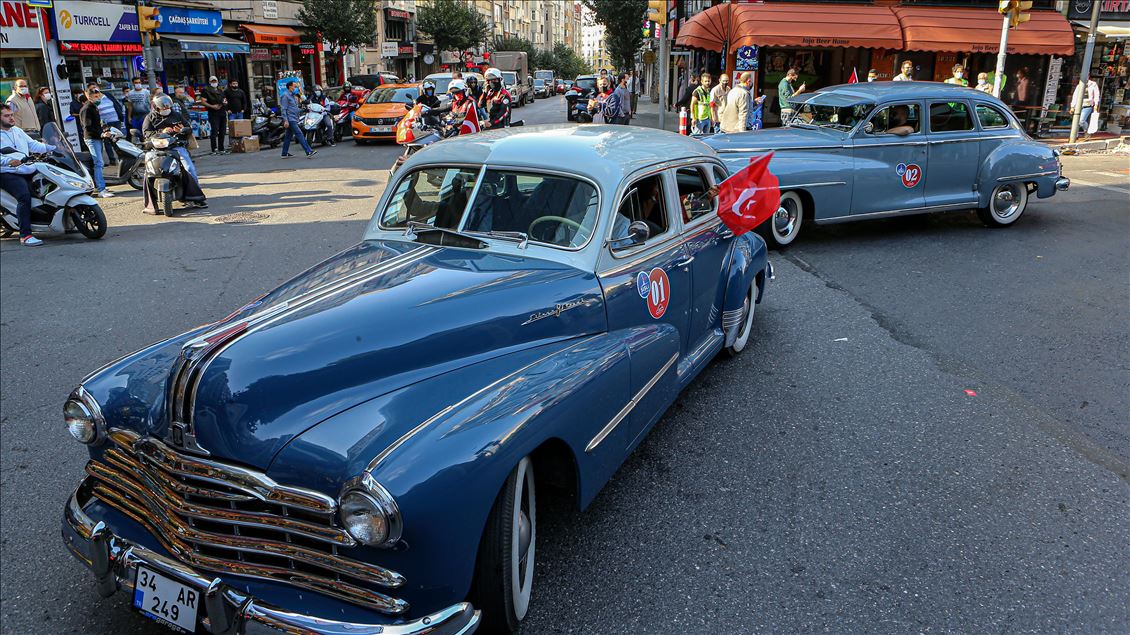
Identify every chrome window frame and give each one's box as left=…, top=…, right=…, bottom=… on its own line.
left=605, top=166, right=683, bottom=260
left=372, top=163, right=485, bottom=233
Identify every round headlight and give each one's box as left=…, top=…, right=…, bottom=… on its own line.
left=64, top=398, right=97, bottom=444
left=338, top=476, right=402, bottom=548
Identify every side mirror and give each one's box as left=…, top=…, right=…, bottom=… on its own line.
left=627, top=220, right=650, bottom=243
left=863, top=122, right=875, bottom=134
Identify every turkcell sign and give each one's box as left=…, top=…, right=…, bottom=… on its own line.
left=52, top=0, right=139, bottom=43
left=155, top=6, right=222, bottom=35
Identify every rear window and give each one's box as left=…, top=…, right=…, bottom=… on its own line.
left=427, top=77, right=452, bottom=93
left=366, top=87, right=419, bottom=104
left=976, top=104, right=1011, bottom=128
left=574, top=78, right=596, bottom=91
left=930, top=101, right=974, bottom=132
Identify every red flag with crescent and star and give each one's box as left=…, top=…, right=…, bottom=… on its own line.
left=459, top=103, right=481, bottom=135
left=849, top=67, right=859, bottom=84
left=715, top=152, right=780, bottom=237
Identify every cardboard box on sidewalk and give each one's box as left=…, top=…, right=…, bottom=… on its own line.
left=228, top=119, right=252, bottom=138
left=231, top=136, right=260, bottom=153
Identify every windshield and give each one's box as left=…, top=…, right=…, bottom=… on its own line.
left=574, top=78, right=596, bottom=92
left=793, top=101, right=875, bottom=131
left=380, top=167, right=600, bottom=249
left=40, top=123, right=86, bottom=177
left=535, top=71, right=554, bottom=81
left=534, top=79, right=545, bottom=87
left=366, top=87, right=419, bottom=104
left=426, top=76, right=453, bottom=93
left=501, top=72, right=517, bottom=86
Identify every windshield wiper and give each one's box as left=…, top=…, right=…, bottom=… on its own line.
left=403, top=221, right=487, bottom=249
left=790, top=121, right=819, bottom=130
left=484, top=230, right=529, bottom=248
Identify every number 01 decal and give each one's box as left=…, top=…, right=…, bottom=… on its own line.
left=646, top=268, right=670, bottom=319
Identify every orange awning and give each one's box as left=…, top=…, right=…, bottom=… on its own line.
left=894, top=7, right=1074, bottom=56
left=676, top=3, right=903, bottom=52
left=240, top=24, right=302, bottom=46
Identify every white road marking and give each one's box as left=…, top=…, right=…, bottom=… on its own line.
left=1069, top=178, right=1130, bottom=196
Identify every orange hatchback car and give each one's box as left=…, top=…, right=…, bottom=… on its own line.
left=352, top=83, right=421, bottom=144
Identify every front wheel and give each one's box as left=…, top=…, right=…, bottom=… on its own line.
left=70, top=205, right=107, bottom=239
left=977, top=182, right=1029, bottom=227
left=160, top=192, right=173, bottom=217
left=470, top=456, right=537, bottom=634
left=756, top=191, right=804, bottom=248
left=725, top=280, right=757, bottom=357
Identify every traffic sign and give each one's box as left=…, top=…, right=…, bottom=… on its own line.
left=25, top=0, right=52, bottom=8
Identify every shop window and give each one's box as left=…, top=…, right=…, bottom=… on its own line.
left=976, top=104, right=1011, bottom=129
left=929, top=101, right=974, bottom=132
left=675, top=167, right=714, bottom=223
left=865, top=103, right=921, bottom=135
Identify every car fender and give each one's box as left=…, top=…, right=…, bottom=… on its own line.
left=719, top=150, right=853, bottom=221
left=269, top=333, right=639, bottom=615
left=721, top=232, right=768, bottom=347
left=977, top=139, right=1060, bottom=206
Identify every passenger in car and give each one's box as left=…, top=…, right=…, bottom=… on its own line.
left=886, top=105, right=916, bottom=136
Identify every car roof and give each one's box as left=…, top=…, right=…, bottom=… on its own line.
left=372, top=83, right=419, bottom=90
left=407, top=125, right=718, bottom=184
left=425, top=72, right=484, bottom=79
left=804, top=81, right=1006, bottom=103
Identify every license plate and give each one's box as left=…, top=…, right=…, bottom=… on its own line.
left=133, top=566, right=199, bottom=633
left=371, top=126, right=390, bottom=133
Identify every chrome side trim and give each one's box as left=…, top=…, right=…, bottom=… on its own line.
left=997, top=170, right=1057, bottom=182
left=781, top=180, right=847, bottom=190
left=718, top=144, right=846, bottom=153
left=855, top=139, right=928, bottom=147
left=586, top=352, right=678, bottom=453
left=817, top=202, right=972, bottom=224
left=679, top=331, right=723, bottom=377
left=927, top=137, right=979, bottom=144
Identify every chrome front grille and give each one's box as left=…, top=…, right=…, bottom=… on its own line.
left=87, top=429, right=409, bottom=615
left=358, top=116, right=399, bottom=126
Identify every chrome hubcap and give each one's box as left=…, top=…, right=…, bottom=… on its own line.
left=992, top=185, right=1022, bottom=219
left=773, top=203, right=797, bottom=237
left=510, top=458, right=535, bottom=619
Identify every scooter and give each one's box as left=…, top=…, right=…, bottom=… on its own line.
left=0, top=122, right=107, bottom=240
left=390, top=105, right=460, bottom=177
left=79, top=126, right=143, bottom=190
left=301, top=103, right=334, bottom=147
left=251, top=100, right=285, bottom=149
left=572, top=100, right=594, bottom=123
left=142, top=131, right=197, bottom=216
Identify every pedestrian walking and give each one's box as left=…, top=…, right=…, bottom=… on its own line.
left=674, top=73, right=697, bottom=113
left=608, top=72, right=632, bottom=125
left=279, top=80, right=316, bottom=158
left=224, top=80, right=249, bottom=120
left=200, top=76, right=228, bottom=154
left=125, top=78, right=151, bottom=141
left=78, top=84, right=115, bottom=198
left=33, top=87, right=55, bottom=128
left=719, top=72, right=753, bottom=134
left=690, top=72, right=714, bottom=134
left=894, top=60, right=915, bottom=81
left=709, top=73, right=730, bottom=128
left=943, top=64, right=968, bottom=87
left=1068, top=77, right=1100, bottom=140
left=1013, top=67, right=1031, bottom=107
left=5, top=79, right=40, bottom=136
left=974, top=72, right=993, bottom=93
left=777, top=68, right=804, bottom=125
left=628, top=70, right=639, bottom=119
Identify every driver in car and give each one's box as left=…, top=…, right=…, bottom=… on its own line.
left=885, top=105, right=916, bottom=136
left=141, top=95, right=207, bottom=211
left=1, top=103, right=55, bottom=246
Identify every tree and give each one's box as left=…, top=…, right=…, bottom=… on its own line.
left=298, top=0, right=376, bottom=55
left=418, top=0, right=491, bottom=55
left=492, top=36, right=536, bottom=58
left=582, top=0, right=648, bottom=72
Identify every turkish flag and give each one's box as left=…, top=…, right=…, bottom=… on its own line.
left=396, top=104, right=421, bottom=144
left=848, top=67, right=859, bottom=84
left=715, top=152, right=780, bottom=237
left=459, top=104, right=481, bottom=135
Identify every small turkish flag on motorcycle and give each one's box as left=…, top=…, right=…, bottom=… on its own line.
left=715, top=152, right=781, bottom=237
left=396, top=105, right=422, bottom=144
left=459, top=104, right=481, bottom=135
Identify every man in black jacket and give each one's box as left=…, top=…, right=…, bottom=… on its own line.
left=223, top=79, right=248, bottom=120
left=78, top=84, right=113, bottom=198
left=200, top=75, right=227, bottom=154
left=141, top=95, right=206, bottom=212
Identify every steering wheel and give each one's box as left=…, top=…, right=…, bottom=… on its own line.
left=528, top=215, right=584, bottom=241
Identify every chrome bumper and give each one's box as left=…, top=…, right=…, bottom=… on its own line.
left=1056, top=176, right=1070, bottom=191
left=62, top=480, right=480, bottom=635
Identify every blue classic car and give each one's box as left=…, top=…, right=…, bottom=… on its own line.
left=60, top=126, right=772, bottom=634
left=705, top=82, right=1070, bottom=247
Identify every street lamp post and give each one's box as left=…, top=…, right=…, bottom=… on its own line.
left=1068, top=1, right=1102, bottom=144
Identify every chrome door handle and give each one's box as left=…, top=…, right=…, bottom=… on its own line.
left=675, top=255, right=695, bottom=267
left=718, top=227, right=734, bottom=239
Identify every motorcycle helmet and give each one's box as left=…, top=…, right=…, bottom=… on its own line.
left=484, top=68, right=502, bottom=81
left=152, top=94, right=173, bottom=116
left=449, top=79, right=467, bottom=93
left=422, top=79, right=436, bottom=95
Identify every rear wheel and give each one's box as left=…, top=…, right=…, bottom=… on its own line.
left=756, top=191, right=804, bottom=248
left=977, top=182, right=1029, bottom=227
left=470, top=456, right=536, bottom=634
left=126, top=164, right=143, bottom=190
left=725, top=280, right=757, bottom=357
left=70, top=205, right=107, bottom=239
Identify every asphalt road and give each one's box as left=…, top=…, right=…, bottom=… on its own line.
left=1, top=97, right=1127, bottom=634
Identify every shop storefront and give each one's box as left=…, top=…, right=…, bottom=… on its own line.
left=0, top=0, right=49, bottom=94
left=1064, top=1, right=1130, bottom=134
left=240, top=23, right=304, bottom=104
left=50, top=0, right=145, bottom=103
left=155, top=6, right=248, bottom=91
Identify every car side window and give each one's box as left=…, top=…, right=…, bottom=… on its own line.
left=866, top=103, right=920, bottom=136
left=929, top=101, right=974, bottom=132
left=611, top=174, right=671, bottom=251
left=675, top=167, right=714, bottom=223
left=976, top=104, right=1011, bottom=129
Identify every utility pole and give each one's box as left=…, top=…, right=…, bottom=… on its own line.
left=1068, top=0, right=1102, bottom=144
left=648, top=0, right=667, bottom=129
left=993, top=1, right=1033, bottom=98
left=992, top=15, right=1010, bottom=98
left=137, top=1, right=160, bottom=90
left=30, top=3, right=64, bottom=130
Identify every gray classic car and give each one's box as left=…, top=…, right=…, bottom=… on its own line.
left=704, top=83, right=1070, bottom=247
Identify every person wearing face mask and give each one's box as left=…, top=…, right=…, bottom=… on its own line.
left=224, top=79, right=248, bottom=120
left=867, top=69, right=879, bottom=82
left=279, top=80, right=316, bottom=158
left=34, top=87, right=55, bottom=127
left=200, top=76, right=228, bottom=154
left=125, top=78, right=152, bottom=142
left=481, top=68, right=512, bottom=129
left=944, top=64, right=968, bottom=87
left=465, top=75, right=484, bottom=108
left=306, top=84, right=336, bottom=146
left=78, top=84, right=115, bottom=198
left=5, top=79, right=40, bottom=136
left=142, top=94, right=207, bottom=211
left=416, top=80, right=441, bottom=109
left=1, top=103, right=56, bottom=246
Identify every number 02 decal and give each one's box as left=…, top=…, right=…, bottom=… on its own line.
left=896, top=162, right=923, bottom=188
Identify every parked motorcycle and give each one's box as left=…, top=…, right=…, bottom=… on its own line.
left=0, top=122, right=106, bottom=240
left=251, top=100, right=285, bottom=149
left=571, top=100, right=594, bottom=123
left=79, top=126, right=143, bottom=190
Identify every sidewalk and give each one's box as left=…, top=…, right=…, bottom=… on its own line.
left=631, top=98, right=679, bottom=133
left=1037, top=131, right=1127, bottom=153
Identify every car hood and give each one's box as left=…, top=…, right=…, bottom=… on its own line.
left=87, top=240, right=605, bottom=470
left=702, top=126, right=848, bottom=153
left=356, top=103, right=408, bottom=118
